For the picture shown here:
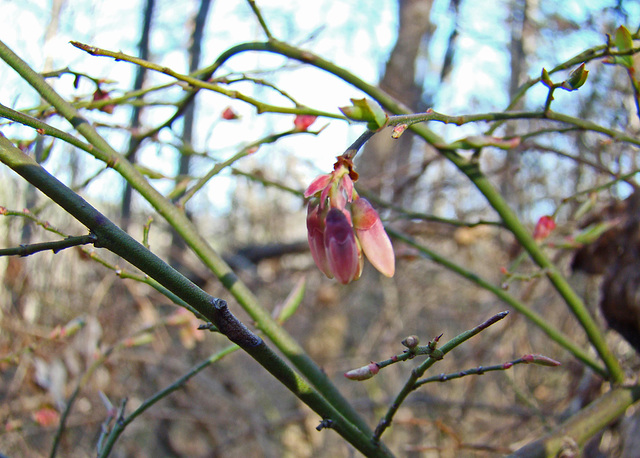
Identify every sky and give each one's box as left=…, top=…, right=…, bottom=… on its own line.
left=0, top=0, right=399, bottom=213
left=1, top=0, right=638, bottom=219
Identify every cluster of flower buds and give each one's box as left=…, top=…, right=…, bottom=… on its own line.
left=305, top=156, right=395, bottom=284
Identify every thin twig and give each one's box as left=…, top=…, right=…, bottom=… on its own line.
left=0, top=233, right=96, bottom=257
left=246, top=0, right=273, bottom=40
left=342, top=129, right=376, bottom=160
left=69, top=41, right=343, bottom=120
left=177, top=130, right=294, bottom=206
left=387, top=228, right=606, bottom=377
left=413, top=354, right=561, bottom=389
left=97, top=344, right=239, bottom=457
left=374, top=311, right=510, bottom=441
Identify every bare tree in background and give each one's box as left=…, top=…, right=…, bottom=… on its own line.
left=121, top=0, right=155, bottom=231
left=3, top=1, right=640, bottom=455
left=498, top=0, right=530, bottom=214
left=22, top=0, right=68, bottom=244
left=358, top=0, right=435, bottom=207
left=168, top=0, right=213, bottom=278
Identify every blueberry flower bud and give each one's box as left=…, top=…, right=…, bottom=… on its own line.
left=306, top=201, right=333, bottom=279
left=533, top=215, right=556, bottom=241
left=324, top=208, right=362, bottom=284
left=352, top=197, right=395, bottom=277
left=344, top=362, right=380, bottom=381
left=293, top=114, right=317, bottom=131
left=304, top=157, right=395, bottom=284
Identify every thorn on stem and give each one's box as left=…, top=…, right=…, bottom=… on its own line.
left=316, top=419, right=333, bottom=431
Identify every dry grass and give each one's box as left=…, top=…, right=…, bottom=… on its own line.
left=2, top=187, right=638, bottom=458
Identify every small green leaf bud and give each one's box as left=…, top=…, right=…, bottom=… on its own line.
left=339, top=98, right=388, bottom=130
left=541, top=68, right=553, bottom=87
left=562, top=63, right=589, bottom=91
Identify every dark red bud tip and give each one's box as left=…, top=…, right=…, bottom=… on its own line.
left=324, top=208, right=360, bottom=284
left=294, top=114, right=317, bottom=131
left=344, top=362, right=379, bottom=381
left=221, top=107, right=239, bottom=120
left=522, top=354, right=561, bottom=366
left=533, top=215, right=556, bottom=240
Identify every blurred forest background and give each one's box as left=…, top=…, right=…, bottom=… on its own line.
left=1, top=0, right=640, bottom=456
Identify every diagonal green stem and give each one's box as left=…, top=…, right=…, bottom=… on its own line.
left=388, top=229, right=606, bottom=377
left=375, top=311, right=509, bottom=440
left=0, top=135, right=391, bottom=458
left=411, top=144, right=624, bottom=383
left=97, top=344, right=240, bottom=457
left=0, top=38, right=373, bottom=438
left=203, top=40, right=624, bottom=382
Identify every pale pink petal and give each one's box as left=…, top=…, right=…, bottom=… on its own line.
left=304, top=174, right=331, bottom=198
left=351, top=197, right=378, bottom=230
left=352, top=198, right=395, bottom=277
left=341, top=175, right=354, bottom=203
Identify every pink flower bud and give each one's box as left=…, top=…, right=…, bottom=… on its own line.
left=533, top=215, right=556, bottom=241
left=221, top=107, right=239, bottom=120
left=351, top=198, right=395, bottom=277
left=391, top=124, right=408, bottom=139
left=306, top=201, right=333, bottom=278
left=344, top=362, right=380, bottom=381
left=33, top=407, right=59, bottom=427
left=324, top=208, right=361, bottom=284
left=294, top=114, right=317, bottom=131
left=521, top=354, right=561, bottom=366
left=92, top=88, right=115, bottom=114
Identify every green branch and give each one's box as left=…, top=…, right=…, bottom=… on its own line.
left=381, top=109, right=640, bottom=149
left=201, top=39, right=623, bottom=382
left=0, top=233, right=96, bottom=257
left=510, top=385, right=640, bottom=457
left=386, top=229, right=606, bottom=377
left=0, top=134, right=390, bottom=458
left=0, top=103, right=101, bottom=155
left=203, top=40, right=446, bottom=146
left=0, top=38, right=375, bottom=443
left=69, top=41, right=344, bottom=120
left=374, top=311, right=509, bottom=440
left=246, top=0, right=273, bottom=40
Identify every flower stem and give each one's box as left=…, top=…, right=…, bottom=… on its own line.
left=0, top=38, right=375, bottom=442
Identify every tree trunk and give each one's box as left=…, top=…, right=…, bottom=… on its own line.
left=121, top=0, right=155, bottom=231
left=358, top=0, right=434, bottom=207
